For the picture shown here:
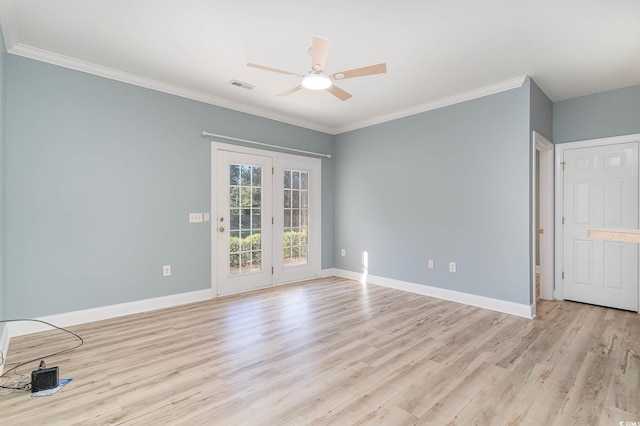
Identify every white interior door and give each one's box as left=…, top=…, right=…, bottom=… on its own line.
left=562, top=142, right=639, bottom=311
left=216, top=150, right=273, bottom=295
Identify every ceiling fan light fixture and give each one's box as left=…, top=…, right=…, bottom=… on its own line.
left=301, top=73, right=332, bottom=90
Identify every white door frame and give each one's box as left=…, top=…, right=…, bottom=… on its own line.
left=554, top=133, right=640, bottom=312
left=533, top=132, right=554, bottom=301
left=211, top=142, right=322, bottom=296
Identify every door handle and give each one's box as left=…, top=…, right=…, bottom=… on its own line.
left=538, top=229, right=544, bottom=234
left=218, top=227, right=225, bottom=233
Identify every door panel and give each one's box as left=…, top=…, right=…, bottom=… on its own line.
left=572, top=240, right=591, bottom=285
left=273, top=155, right=321, bottom=285
left=562, top=142, right=638, bottom=311
left=603, top=242, right=623, bottom=289
left=217, top=150, right=273, bottom=295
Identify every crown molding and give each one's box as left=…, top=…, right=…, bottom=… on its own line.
left=7, top=43, right=336, bottom=134
left=1, top=0, right=527, bottom=138
left=334, top=75, right=528, bottom=134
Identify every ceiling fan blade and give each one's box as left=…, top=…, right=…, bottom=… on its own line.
left=247, top=63, right=304, bottom=78
left=332, top=63, right=387, bottom=80
left=311, top=36, right=330, bottom=72
left=277, top=85, right=304, bottom=96
left=326, top=85, right=352, bottom=101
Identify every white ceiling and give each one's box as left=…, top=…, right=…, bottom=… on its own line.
left=1, top=0, right=639, bottom=134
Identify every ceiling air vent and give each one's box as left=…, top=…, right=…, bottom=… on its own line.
left=228, top=80, right=255, bottom=90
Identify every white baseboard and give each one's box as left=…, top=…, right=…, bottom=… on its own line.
left=331, top=269, right=363, bottom=282
left=320, top=268, right=342, bottom=278
left=8, top=289, right=213, bottom=337
left=0, top=324, right=9, bottom=376
left=330, top=269, right=535, bottom=319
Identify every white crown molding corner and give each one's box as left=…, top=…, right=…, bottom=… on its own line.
left=7, top=288, right=213, bottom=337
left=330, top=268, right=534, bottom=319
left=7, top=43, right=335, bottom=135
left=0, top=0, right=17, bottom=51
left=0, top=324, right=9, bottom=376
left=334, top=75, right=529, bottom=134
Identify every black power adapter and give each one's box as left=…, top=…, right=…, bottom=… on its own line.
left=31, top=360, right=59, bottom=393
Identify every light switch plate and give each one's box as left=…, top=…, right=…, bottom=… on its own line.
left=189, top=213, right=203, bottom=223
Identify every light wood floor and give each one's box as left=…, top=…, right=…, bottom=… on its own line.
left=1, top=277, right=639, bottom=425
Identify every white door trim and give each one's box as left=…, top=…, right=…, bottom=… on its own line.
left=533, top=132, right=554, bottom=301
left=554, top=133, right=640, bottom=311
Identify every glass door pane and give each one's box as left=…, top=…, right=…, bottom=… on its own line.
left=283, top=169, right=309, bottom=266
left=229, top=164, right=263, bottom=274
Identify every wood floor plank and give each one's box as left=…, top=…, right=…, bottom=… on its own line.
left=1, top=277, right=639, bottom=425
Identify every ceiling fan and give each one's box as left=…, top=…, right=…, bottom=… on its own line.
left=247, top=36, right=387, bottom=101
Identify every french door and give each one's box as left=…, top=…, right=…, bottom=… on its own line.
left=213, top=144, right=321, bottom=296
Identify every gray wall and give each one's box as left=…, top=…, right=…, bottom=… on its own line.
left=530, top=80, right=553, bottom=142
left=529, top=80, right=553, bottom=271
left=5, top=55, right=334, bottom=318
left=554, top=84, right=640, bottom=143
left=333, top=83, right=532, bottom=305
left=0, top=30, right=6, bottom=329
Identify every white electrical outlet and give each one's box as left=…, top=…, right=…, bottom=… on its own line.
left=341, top=249, right=346, bottom=257
left=189, top=213, right=203, bottom=223
left=203, top=213, right=210, bottom=222
left=163, top=265, right=171, bottom=277
left=428, top=259, right=434, bottom=269
left=449, top=262, right=456, bottom=273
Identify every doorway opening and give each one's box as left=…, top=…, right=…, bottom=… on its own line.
left=533, top=132, right=554, bottom=307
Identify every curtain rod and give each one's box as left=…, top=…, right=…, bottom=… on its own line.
left=202, top=131, right=331, bottom=159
